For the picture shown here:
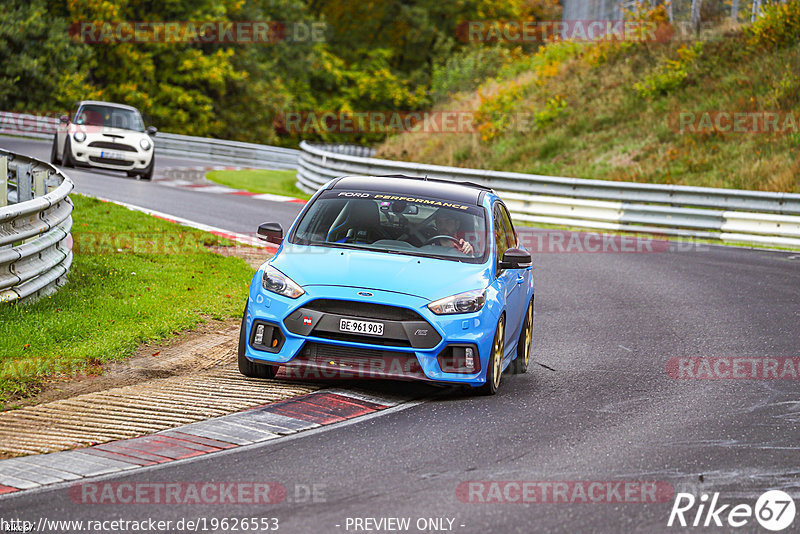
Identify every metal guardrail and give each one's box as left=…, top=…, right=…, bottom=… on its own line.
left=4, top=111, right=799, bottom=247
left=0, top=112, right=57, bottom=140
left=297, top=142, right=800, bottom=248
left=0, top=111, right=300, bottom=170
left=0, top=149, right=73, bottom=304
left=154, top=132, right=299, bottom=169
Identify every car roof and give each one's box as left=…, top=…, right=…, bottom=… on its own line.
left=75, top=100, right=140, bottom=112
left=331, top=175, right=493, bottom=206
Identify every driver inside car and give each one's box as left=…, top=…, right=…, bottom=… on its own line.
left=432, top=208, right=474, bottom=255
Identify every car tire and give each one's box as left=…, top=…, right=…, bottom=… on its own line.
left=475, top=315, right=505, bottom=396
left=140, top=155, right=154, bottom=181
left=50, top=135, right=60, bottom=165
left=511, top=297, right=534, bottom=374
left=237, top=305, right=279, bottom=379
left=62, top=138, right=75, bottom=168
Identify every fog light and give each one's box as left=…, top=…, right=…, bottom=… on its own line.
left=254, top=324, right=265, bottom=345
left=249, top=321, right=286, bottom=353
left=464, top=347, right=474, bottom=369
left=437, top=345, right=480, bottom=374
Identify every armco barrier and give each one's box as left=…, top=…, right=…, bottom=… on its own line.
left=296, top=142, right=800, bottom=248
left=0, top=111, right=299, bottom=169
left=4, top=111, right=799, bottom=247
left=0, top=149, right=73, bottom=304
left=154, top=132, right=299, bottom=169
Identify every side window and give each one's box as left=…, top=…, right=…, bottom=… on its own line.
left=493, top=204, right=509, bottom=262
left=499, top=204, right=517, bottom=250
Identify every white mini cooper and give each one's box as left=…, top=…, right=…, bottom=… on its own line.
left=52, top=100, right=157, bottom=180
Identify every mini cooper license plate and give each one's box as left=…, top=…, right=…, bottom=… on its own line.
left=100, top=151, right=125, bottom=160
left=339, top=318, right=384, bottom=336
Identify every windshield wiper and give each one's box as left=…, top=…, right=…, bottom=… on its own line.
left=307, top=241, right=372, bottom=251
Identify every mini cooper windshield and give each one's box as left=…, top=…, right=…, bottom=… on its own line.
left=291, top=190, right=488, bottom=263
left=74, top=104, right=145, bottom=132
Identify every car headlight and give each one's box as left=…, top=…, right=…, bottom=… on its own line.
left=73, top=131, right=86, bottom=143
left=428, top=289, right=486, bottom=315
left=139, top=138, right=151, bottom=150
left=262, top=265, right=304, bottom=299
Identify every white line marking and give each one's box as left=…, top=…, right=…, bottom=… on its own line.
left=93, top=196, right=276, bottom=251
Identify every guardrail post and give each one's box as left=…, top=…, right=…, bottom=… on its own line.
left=17, top=163, right=32, bottom=202
left=0, top=156, right=6, bottom=208
left=33, top=170, right=47, bottom=197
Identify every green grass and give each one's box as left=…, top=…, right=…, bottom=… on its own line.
left=0, top=195, right=257, bottom=406
left=377, top=14, right=800, bottom=193
left=206, top=169, right=311, bottom=200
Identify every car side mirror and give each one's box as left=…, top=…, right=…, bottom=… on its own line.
left=499, top=247, right=532, bottom=270
left=147, top=126, right=158, bottom=136
left=258, top=222, right=283, bottom=244
left=59, top=115, right=69, bottom=124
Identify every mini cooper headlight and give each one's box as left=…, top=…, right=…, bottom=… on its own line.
left=73, top=131, right=86, bottom=143
left=139, top=138, right=151, bottom=150
left=428, top=289, right=486, bottom=315
left=262, top=265, right=304, bottom=299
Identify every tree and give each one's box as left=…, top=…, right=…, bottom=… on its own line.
left=0, top=0, right=93, bottom=113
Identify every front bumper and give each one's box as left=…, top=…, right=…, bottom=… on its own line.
left=244, top=283, right=498, bottom=386
left=69, top=139, right=153, bottom=171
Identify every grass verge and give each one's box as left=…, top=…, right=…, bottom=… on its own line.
left=377, top=8, right=800, bottom=193
left=0, top=194, right=258, bottom=407
left=206, top=169, right=311, bottom=200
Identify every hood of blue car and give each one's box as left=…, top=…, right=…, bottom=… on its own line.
left=269, top=244, right=491, bottom=301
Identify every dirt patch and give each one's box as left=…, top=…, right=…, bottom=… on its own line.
left=8, top=318, right=241, bottom=410
left=4, top=245, right=273, bottom=411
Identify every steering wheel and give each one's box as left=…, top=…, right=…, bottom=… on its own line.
left=424, top=235, right=461, bottom=247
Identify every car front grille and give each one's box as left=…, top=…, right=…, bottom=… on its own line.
left=303, top=299, right=424, bottom=321
left=286, top=299, right=441, bottom=349
left=288, top=342, right=426, bottom=380
left=88, top=141, right=138, bottom=152
left=89, top=156, right=133, bottom=167
left=314, top=332, right=410, bottom=347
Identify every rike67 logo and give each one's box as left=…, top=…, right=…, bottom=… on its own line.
left=668, top=490, right=796, bottom=531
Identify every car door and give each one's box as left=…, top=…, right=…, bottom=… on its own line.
left=492, top=203, right=523, bottom=353
left=496, top=202, right=527, bottom=345
left=500, top=202, right=533, bottom=341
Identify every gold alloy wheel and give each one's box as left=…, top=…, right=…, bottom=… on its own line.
left=522, top=301, right=533, bottom=367
left=492, top=318, right=504, bottom=389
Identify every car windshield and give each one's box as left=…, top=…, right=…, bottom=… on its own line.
left=74, top=104, right=145, bottom=132
left=291, top=190, right=488, bottom=263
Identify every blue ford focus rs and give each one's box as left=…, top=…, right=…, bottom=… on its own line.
left=238, top=175, right=534, bottom=395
